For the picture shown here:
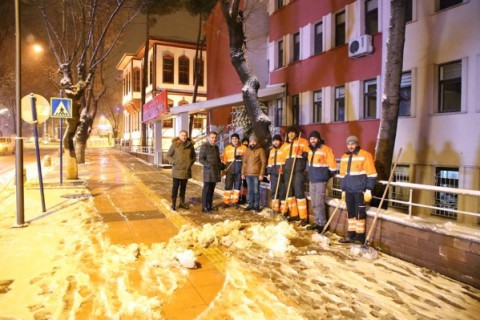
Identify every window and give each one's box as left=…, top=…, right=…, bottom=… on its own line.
left=314, top=22, right=323, bottom=54
left=275, top=98, right=283, bottom=127
left=365, top=0, right=378, bottom=35
left=293, top=32, right=300, bottom=62
left=163, top=118, right=173, bottom=128
left=363, top=79, right=377, bottom=119
left=195, top=58, right=204, bottom=86
left=193, top=117, right=204, bottom=129
left=399, top=71, right=412, bottom=117
left=277, top=40, right=284, bottom=68
left=334, top=86, right=345, bottom=122
left=313, top=90, right=322, bottom=123
left=292, top=95, right=299, bottom=125
left=276, top=0, right=284, bottom=10
left=438, top=61, right=461, bottom=113
left=391, top=165, right=410, bottom=210
left=406, top=0, right=413, bottom=22
left=163, top=55, right=174, bottom=83
left=149, top=56, right=153, bottom=85
left=133, top=68, right=141, bottom=92
left=438, top=0, right=462, bottom=11
left=335, top=11, right=346, bottom=47
left=433, top=167, right=459, bottom=219
left=178, top=56, right=190, bottom=85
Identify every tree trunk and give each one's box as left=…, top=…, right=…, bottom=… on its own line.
left=219, top=0, right=271, bottom=149
left=372, top=0, right=407, bottom=207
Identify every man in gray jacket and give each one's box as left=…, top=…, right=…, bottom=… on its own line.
left=167, top=130, right=196, bottom=210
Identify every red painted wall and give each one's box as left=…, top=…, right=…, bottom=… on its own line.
left=270, top=34, right=382, bottom=93
left=301, top=120, right=380, bottom=157
left=205, top=5, right=243, bottom=100
left=269, top=0, right=356, bottom=41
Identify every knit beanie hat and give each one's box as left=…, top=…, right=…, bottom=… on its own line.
left=231, top=133, right=239, bottom=139
left=346, top=135, right=359, bottom=144
left=249, top=134, right=258, bottom=143
left=309, top=131, right=321, bottom=140
left=286, top=126, right=299, bottom=135
left=272, top=134, right=282, bottom=142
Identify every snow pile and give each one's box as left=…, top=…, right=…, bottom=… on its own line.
left=197, top=257, right=306, bottom=320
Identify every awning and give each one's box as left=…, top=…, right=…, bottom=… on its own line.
left=168, top=83, right=286, bottom=115
left=124, top=100, right=140, bottom=114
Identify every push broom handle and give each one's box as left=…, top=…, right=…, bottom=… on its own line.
left=282, top=134, right=302, bottom=214
left=364, top=148, right=403, bottom=245
left=319, top=200, right=343, bottom=236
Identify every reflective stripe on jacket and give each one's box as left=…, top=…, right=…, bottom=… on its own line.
left=338, top=148, right=377, bottom=192
left=307, top=144, right=337, bottom=183
left=267, top=146, right=285, bottom=175
left=222, top=144, right=247, bottom=174
left=281, top=137, right=309, bottom=172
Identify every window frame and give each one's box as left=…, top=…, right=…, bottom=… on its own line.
left=363, top=79, right=377, bottom=119
left=275, top=98, right=284, bottom=127
left=178, top=55, right=190, bottom=85
left=313, top=90, right=322, bottom=123
left=292, top=94, right=300, bottom=125
left=334, top=86, right=345, bottom=122
left=365, top=0, right=379, bottom=35
left=335, top=11, right=346, bottom=47
left=314, top=21, right=323, bottom=55
left=293, top=32, right=301, bottom=62
left=162, top=55, right=174, bottom=84
left=277, top=39, right=284, bottom=69
left=399, top=71, right=412, bottom=117
left=438, top=60, right=462, bottom=114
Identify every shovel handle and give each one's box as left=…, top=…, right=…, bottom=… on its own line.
left=319, top=199, right=343, bottom=236
left=364, top=148, right=403, bottom=246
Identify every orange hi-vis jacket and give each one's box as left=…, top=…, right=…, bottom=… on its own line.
left=267, top=146, right=286, bottom=175
left=281, top=137, right=309, bottom=172
left=338, top=148, right=377, bottom=193
left=221, top=144, right=247, bottom=174
left=307, top=144, right=337, bottom=183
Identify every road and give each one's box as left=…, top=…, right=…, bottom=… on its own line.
left=0, top=141, right=60, bottom=192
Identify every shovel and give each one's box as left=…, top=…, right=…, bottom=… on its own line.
left=350, top=148, right=403, bottom=260
left=314, top=199, right=344, bottom=248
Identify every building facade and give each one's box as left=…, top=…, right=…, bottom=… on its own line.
left=117, top=38, right=207, bottom=162
left=205, top=0, right=480, bottom=226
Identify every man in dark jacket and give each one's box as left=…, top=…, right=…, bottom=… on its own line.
left=166, top=130, right=196, bottom=210
left=199, top=131, right=225, bottom=213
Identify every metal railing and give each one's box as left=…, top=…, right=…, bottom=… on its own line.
left=331, top=181, right=480, bottom=224
left=131, top=146, right=154, bottom=154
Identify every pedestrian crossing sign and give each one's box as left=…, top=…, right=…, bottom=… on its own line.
left=50, top=98, right=73, bottom=118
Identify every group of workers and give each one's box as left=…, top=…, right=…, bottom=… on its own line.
left=166, top=126, right=377, bottom=245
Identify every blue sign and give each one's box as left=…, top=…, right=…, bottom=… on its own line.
left=50, top=98, right=73, bottom=118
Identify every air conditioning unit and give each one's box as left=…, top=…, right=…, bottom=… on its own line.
left=348, top=35, right=373, bottom=58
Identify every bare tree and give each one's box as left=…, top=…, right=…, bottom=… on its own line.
left=33, top=0, right=143, bottom=175
left=373, top=0, right=407, bottom=206
left=219, top=0, right=271, bottom=148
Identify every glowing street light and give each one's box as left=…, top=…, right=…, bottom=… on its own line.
left=32, top=44, right=43, bottom=55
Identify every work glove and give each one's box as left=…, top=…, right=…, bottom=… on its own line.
left=364, top=190, right=372, bottom=202
left=341, top=191, right=346, bottom=201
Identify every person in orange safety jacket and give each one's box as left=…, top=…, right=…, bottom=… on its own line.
left=221, top=133, right=247, bottom=208
left=280, top=126, right=310, bottom=226
left=267, top=134, right=286, bottom=213
left=305, top=130, right=337, bottom=232
left=337, top=135, right=377, bottom=244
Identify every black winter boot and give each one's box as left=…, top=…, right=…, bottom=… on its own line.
left=178, top=198, right=189, bottom=209
left=171, top=198, right=177, bottom=211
